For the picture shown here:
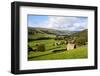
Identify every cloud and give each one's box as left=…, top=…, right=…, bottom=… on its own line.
left=29, top=16, right=88, bottom=31
left=45, top=16, right=77, bottom=29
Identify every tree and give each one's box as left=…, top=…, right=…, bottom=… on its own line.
left=37, top=44, right=46, bottom=52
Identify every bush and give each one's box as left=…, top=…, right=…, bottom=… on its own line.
left=37, top=44, right=46, bottom=52
left=76, top=38, right=86, bottom=46
left=60, top=40, right=65, bottom=44
left=28, top=45, right=33, bottom=52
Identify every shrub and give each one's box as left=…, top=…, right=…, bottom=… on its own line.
left=28, top=45, right=33, bottom=52
left=60, top=40, right=65, bottom=44
left=37, top=44, right=46, bottom=52
left=76, top=38, right=86, bottom=46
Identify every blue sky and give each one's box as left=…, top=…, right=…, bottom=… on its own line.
left=28, top=15, right=88, bottom=31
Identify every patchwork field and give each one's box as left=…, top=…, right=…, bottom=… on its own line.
left=28, top=39, right=88, bottom=61
left=28, top=27, right=88, bottom=61
left=28, top=39, right=66, bottom=52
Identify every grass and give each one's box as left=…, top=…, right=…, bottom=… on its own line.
left=29, top=39, right=66, bottom=51
left=28, top=33, right=56, bottom=39
left=28, top=46, right=88, bottom=61
left=28, top=27, right=88, bottom=61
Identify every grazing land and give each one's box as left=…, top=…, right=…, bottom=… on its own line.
left=28, top=46, right=87, bottom=61
left=28, top=27, right=88, bottom=61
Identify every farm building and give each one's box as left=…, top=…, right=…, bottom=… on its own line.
left=67, top=39, right=76, bottom=50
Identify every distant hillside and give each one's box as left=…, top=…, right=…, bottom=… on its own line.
left=28, top=27, right=75, bottom=36
left=71, top=29, right=87, bottom=36
left=28, top=27, right=88, bottom=45
left=70, top=29, right=88, bottom=45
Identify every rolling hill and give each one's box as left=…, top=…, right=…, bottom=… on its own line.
left=28, top=27, right=76, bottom=36
left=28, top=27, right=87, bottom=44
left=70, top=29, right=88, bottom=45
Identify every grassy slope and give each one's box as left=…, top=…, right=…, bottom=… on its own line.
left=28, top=27, right=75, bottom=36
left=28, top=46, right=87, bottom=61
left=29, top=39, right=66, bottom=51
left=28, top=33, right=56, bottom=39
left=28, top=27, right=88, bottom=61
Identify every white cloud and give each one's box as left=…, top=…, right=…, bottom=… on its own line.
left=73, top=22, right=87, bottom=31
left=46, top=16, right=77, bottom=29
left=29, top=16, right=87, bottom=31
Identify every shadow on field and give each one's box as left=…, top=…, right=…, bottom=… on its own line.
left=28, top=48, right=66, bottom=60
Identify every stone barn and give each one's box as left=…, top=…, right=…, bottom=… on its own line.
left=67, top=39, right=76, bottom=50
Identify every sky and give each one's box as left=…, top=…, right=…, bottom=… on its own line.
left=28, top=15, right=88, bottom=31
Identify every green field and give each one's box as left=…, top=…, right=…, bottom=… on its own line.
left=28, top=33, right=56, bottom=40
left=28, top=39, right=66, bottom=51
left=28, top=39, right=88, bottom=61
left=28, top=27, right=88, bottom=61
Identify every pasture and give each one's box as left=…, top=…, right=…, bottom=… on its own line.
left=28, top=39, right=88, bottom=61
